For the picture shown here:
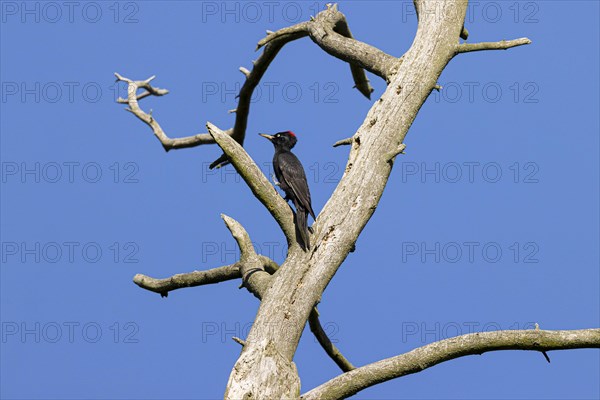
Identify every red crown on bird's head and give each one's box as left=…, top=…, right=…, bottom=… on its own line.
left=286, top=131, right=296, bottom=138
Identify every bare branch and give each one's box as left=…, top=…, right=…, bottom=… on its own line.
left=116, top=90, right=153, bottom=103
left=256, top=21, right=310, bottom=50
left=208, top=123, right=296, bottom=247
left=210, top=25, right=313, bottom=169
left=116, top=17, right=312, bottom=167
left=221, top=214, right=254, bottom=264
left=238, top=67, right=251, bottom=78
left=221, top=215, right=271, bottom=299
left=308, top=4, right=396, bottom=90
left=332, top=137, right=353, bottom=147
left=232, top=337, right=247, bottom=346
left=322, top=5, right=375, bottom=97
left=114, top=72, right=230, bottom=151
left=309, top=308, right=355, bottom=372
left=133, top=264, right=240, bottom=297
left=302, top=329, right=600, bottom=400
left=456, top=38, right=532, bottom=54
left=133, top=253, right=278, bottom=298
left=258, top=4, right=398, bottom=96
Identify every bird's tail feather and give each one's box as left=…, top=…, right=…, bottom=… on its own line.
left=295, top=207, right=310, bottom=251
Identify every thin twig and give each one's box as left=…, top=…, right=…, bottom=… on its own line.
left=114, top=73, right=225, bottom=151
left=309, top=308, right=356, bottom=372
left=332, top=137, right=353, bottom=147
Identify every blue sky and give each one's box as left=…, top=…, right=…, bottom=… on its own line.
left=1, top=1, right=598, bottom=399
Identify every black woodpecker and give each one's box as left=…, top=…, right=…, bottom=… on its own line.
left=259, top=131, right=316, bottom=251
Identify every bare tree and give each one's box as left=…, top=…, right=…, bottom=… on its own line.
left=115, top=2, right=599, bottom=398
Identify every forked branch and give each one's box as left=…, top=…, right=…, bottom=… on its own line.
left=258, top=4, right=399, bottom=95
left=115, top=18, right=313, bottom=167
left=132, top=212, right=276, bottom=298
left=114, top=72, right=226, bottom=151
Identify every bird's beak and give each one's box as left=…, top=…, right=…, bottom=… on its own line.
left=259, top=133, right=274, bottom=141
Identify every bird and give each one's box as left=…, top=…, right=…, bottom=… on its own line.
left=259, top=131, right=316, bottom=251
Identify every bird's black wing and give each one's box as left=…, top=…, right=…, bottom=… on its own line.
left=276, top=152, right=316, bottom=220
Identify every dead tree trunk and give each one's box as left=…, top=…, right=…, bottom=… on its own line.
left=115, top=1, right=600, bottom=399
